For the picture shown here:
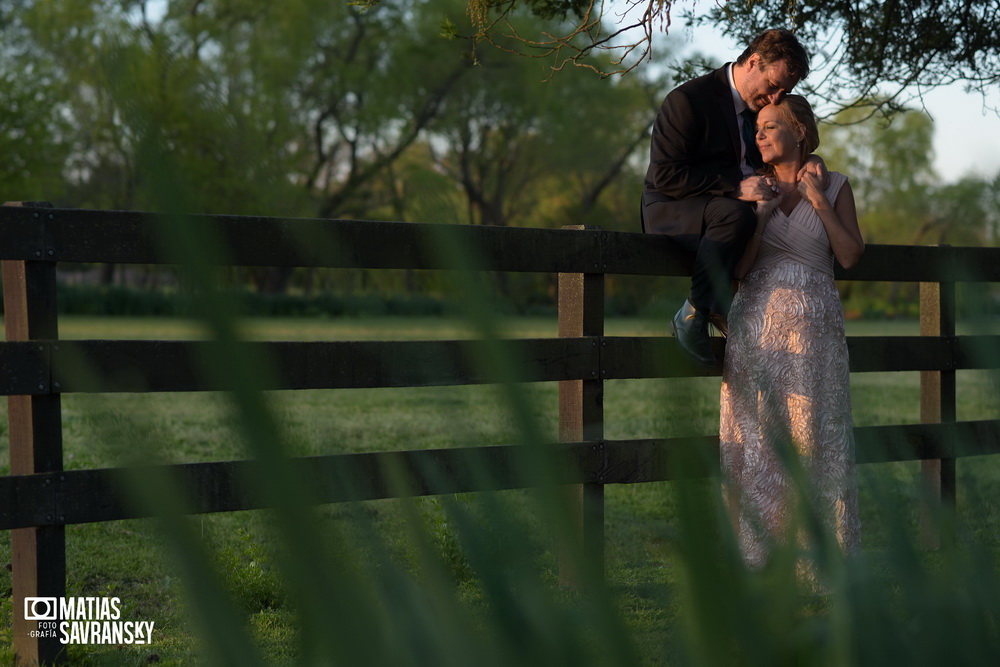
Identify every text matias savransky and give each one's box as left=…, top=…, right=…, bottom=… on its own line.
left=24, top=596, right=155, bottom=645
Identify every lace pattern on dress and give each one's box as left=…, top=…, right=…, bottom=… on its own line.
left=720, top=259, right=861, bottom=568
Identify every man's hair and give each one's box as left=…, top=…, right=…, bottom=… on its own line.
left=736, top=29, right=810, bottom=81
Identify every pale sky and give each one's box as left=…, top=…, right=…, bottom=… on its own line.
left=676, top=26, right=1000, bottom=184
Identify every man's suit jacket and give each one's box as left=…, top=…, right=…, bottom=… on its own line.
left=641, top=65, right=760, bottom=236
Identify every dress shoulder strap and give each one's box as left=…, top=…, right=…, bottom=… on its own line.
left=825, top=171, right=849, bottom=203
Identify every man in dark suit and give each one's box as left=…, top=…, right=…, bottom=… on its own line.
left=641, top=29, right=812, bottom=368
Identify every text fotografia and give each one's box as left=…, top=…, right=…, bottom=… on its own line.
left=23, top=596, right=155, bottom=645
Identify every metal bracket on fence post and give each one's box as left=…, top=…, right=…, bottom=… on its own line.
left=919, top=248, right=957, bottom=550
left=557, top=225, right=605, bottom=588
left=2, top=201, right=67, bottom=665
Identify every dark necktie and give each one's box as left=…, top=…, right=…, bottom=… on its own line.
left=740, top=109, right=762, bottom=170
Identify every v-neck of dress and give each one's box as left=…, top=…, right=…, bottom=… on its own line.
left=777, top=195, right=807, bottom=218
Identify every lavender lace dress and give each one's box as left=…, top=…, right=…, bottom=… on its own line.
left=720, top=171, right=861, bottom=568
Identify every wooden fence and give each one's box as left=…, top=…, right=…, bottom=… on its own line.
left=3, top=202, right=1000, bottom=664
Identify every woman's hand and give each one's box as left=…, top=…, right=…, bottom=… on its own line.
left=757, top=193, right=781, bottom=218
left=797, top=154, right=829, bottom=189
left=798, top=171, right=831, bottom=210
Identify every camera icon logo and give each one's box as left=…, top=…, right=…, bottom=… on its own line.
left=24, top=597, right=58, bottom=621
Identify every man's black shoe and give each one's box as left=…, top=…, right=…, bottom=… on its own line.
left=670, top=300, right=717, bottom=368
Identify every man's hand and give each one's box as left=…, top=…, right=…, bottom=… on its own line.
left=736, top=175, right=778, bottom=202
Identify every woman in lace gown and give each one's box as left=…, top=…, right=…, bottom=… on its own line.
left=720, top=95, right=865, bottom=568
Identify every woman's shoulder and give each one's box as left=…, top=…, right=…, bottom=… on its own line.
left=826, top=171, right=849, bottom=197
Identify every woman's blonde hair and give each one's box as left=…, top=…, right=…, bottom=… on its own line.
left=771, top=94, right=820, bottom=165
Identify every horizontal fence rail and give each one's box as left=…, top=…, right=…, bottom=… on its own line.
left=3, top=420, right=1000, bottom=531
left=1, top=334, right=1000, bottom=396
left=3, top=206, right=1000, bottom=280
left=4, top=203, right=1000, bottom=664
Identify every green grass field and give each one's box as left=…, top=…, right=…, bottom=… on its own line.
left=2, top=315, right=1000, bottom=665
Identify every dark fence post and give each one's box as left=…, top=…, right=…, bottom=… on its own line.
left=557, top=226, right=605, bottom=587
left=2, top=202, right=67, bottom=665
left=919, top=250, right=957, bottom=549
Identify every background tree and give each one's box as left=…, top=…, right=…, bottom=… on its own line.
left=271, top=0, right=474, bottom=221
left=15, top=1, right=317, bottom=285
left=0, top=2, right=90, bottom=205
left=421, top=7, right=666, bottom=301
left=689, top=0, right=1000, bottom=117
left=821, top=106, right=1000, bottom=316
left=457, top=0, right=1000, bottom=119
left=6, top=0, right=994, bottom=316
left=424, top=5, right=665, bottom=231
left=820, top=106, right=936, bottom=246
